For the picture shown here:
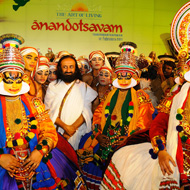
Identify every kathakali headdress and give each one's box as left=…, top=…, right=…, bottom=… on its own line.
left=113, top=51, right=139, bottom=89
left=0, top=33, right=30, bottom=96
left=119, top=41, right=137, bottom=56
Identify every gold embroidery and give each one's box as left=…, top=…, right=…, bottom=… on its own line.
left=32, top=97, right=50, bottom=123
left=156, top=97, right=172, bottom=114
left=5, top=96, right=29, bottom=142
left=32, top=97, right=45, bottom=114
left=136, top=90, right=151, bottom=105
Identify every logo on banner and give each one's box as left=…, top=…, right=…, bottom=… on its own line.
left=12, top=0, right=30, bottom=11
left=31, top=2, right=123, bottom=41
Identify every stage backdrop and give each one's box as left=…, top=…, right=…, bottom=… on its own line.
left=0, top=0, right=189, bottom=58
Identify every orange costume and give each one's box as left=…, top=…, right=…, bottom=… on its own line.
left=89, top=88, right=154, bottom=150
left=0, top=33, right=87, bottom=190
left=78, top=50, right=154, bottom=190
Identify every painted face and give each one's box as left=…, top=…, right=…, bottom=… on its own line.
left=3, top=71, right=23, bottom=94
left=175, top=64, right=189, bottom=80
left=48, top=69, right=57, bottom=82
left=23, top=52, right=38, bottom=72
left=117, top=72, right=132, bottom=88
left=98, top=70, right=111, bottom=86
left=80, top=61, right=89, bottom=75
left=61, top=57, right=76, bottom=75
left=34, top=69, right=49, bottom=84
left=91, top=57, right=104, bottom=70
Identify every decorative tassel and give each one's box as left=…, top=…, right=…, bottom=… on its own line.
left=149, top=148, right=158, bottom=159
left=15, top=118, right=21, bottom=124
left=176, top=125, right=183, bottom=132
left=176, top=113, right=182, bottom=120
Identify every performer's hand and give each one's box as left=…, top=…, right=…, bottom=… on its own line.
left=96, top=134, right=109, bottom=147
left=23, top=149, right=43, bottom=172
left=0, top=154, right=21, bottom=173
left=158, top=150, right=176, bottom=176
left=116, top=136, right=128, bottom=146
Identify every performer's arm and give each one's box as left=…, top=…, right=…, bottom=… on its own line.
left=150, top=112, right=176, bottom=175
left=136, top=89, right=155, bottom=130
left=21, top=95, right=58, bottom=171
left=92, top=100, right=104, bottom=127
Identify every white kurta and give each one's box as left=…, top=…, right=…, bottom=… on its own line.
left=44, top=80, right=97, bottom=150
left=101, top=82, right=190, bottom=190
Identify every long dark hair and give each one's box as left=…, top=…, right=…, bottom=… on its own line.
left=56, top=55, right=82, bottom=83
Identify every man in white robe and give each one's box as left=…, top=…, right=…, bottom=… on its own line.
left=44, top=55, right=97, bottom=150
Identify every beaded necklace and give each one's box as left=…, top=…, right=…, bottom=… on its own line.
left=176, top=89, right=190, bottom=144
left=95, top=89, right=134, bottom=161
left=103, top=88, right=134, bottom=137
left=3, top=96, right=38, bottom=148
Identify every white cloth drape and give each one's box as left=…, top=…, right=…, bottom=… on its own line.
left=44, top=80, right=97, bottom=150
left=103, top=82, right=190, bottom=190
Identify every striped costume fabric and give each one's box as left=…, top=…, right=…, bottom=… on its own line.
left=101, top=161, right=125, bottom=190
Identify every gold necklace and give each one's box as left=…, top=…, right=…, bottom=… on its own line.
left=5, top=97, right=29, bottom=142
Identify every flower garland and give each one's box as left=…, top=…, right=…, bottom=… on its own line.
left=0, top=95, right=57, bottom=189
left=176, top=108, right=190, bottom=144
left=105, top=101, right=134, bottom=138
left=6, top=116, right=38, bottom=148
left=104, top=89, right=134, bottom=137
left=94, top=89, right=134, bottom=163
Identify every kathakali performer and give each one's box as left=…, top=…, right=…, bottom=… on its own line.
left=0, top=33, right=87, bottom=190
left=78, top=50, right=154, bottom=189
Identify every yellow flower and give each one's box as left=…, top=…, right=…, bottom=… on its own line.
left=28, top=132, right=35, bottom=139
left=127, top=117, right=132, bottom=122
left=177, top=108, right=183, bottom=114
left=17, top=138, right=24, bottom=146
left=128, top=110, right=134, bottom=114
left=7, top=141, right=13, bottom=148
left=179, top=132, right=184, bottom=138
left=105, top=109, right=109, bottom=114
left=31, top=120, right=38, bottom=125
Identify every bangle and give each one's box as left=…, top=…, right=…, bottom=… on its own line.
left=42, top=146, right=49, bottom=156
left=90, top=145, right=94, bottom=149
left=149, top=139, right=166, bottom=159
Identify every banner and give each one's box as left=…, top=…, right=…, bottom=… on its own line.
left=0, top=0, right=189, bottom=58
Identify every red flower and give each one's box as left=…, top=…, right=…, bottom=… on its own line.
left=107, top=102, right=110, bottom=106
left=111, top=115, right=117, bottom=120
left=129, top=101, right=134, bottom=106
left=186, top=138, right=190, bottom=144
left=14, top=132, right=21, bottom=140
left=109, top=130, right=114, bottom=136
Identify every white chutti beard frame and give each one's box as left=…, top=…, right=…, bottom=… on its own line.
left=184, top=71, right=190, bottom=82
left=112, top=78, right=137, bottom=89
left=0, top=81, right=30, bottom=96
